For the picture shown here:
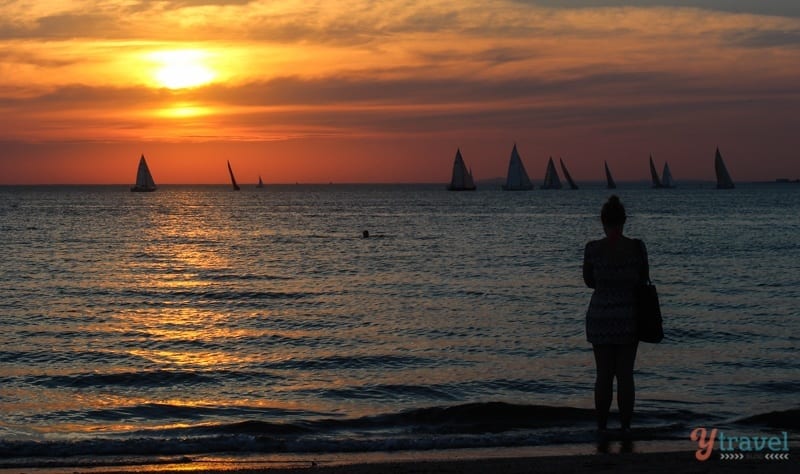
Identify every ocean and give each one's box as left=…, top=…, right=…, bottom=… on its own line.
left=1, top=183, right=798, bottom=467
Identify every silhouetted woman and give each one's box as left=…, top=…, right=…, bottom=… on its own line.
left=583, top=195, right=649, bottom=435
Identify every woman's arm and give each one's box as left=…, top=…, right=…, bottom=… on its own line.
left=583, top=243, right=595, bottom=288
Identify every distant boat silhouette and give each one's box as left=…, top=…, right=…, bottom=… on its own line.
left=502, top=144, right=533, bottom=191
left=227, top=161, right=240, bottom=191
left=131, top=154, right=157, bottom=192
left=447, top=148, right=476, bottom=191
left=257, top=176, right=264, bottom=188
left=715, top=147, right=735, bottom=189
left=661, top=162, right=676, bottom=188
left=604, top=161, right=617, bottom=189
left=559, top=158, right=578, bottom=190
left=541, top=157, right=562, bottom=189
left=649, top=155, right=663, bottom=188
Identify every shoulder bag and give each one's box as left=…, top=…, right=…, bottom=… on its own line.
left=634, top=240, right=663, bottom=343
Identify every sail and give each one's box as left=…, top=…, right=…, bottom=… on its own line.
left=649, top=155, right=663, bottom=188
left=227, top=161, right=241, bottom=191
left=560, top=158, right=578, bottom=190
left=502, top=144, right=533, bottom=190
left=131, top=154, right=157, bottom=192
left=661, top=162, right=675, bottom=188
left=604, top=161, right=617, bottom=189
left=541, top=157, right=562, bottom=189
left=257, top=176, right=264, bottom=188
left=447, top=148, right=476, bottom=191
left=715, top=147, right=735, bottom=189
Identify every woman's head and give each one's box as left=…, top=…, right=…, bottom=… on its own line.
left=601, top=195, right=626, bottom=230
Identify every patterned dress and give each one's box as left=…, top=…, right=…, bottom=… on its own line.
left=583, top=237, right=649, bottom=345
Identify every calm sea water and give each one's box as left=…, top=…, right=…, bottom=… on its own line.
left=1, top=183, right=798, bottom=463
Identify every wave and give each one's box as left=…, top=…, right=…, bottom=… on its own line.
left=28, top=370, right=219, bottom=389
left=261, top=354, right=439, bottom=371
left=55, top=287, right=312, bottom=303
left=736, top=408, right=800, bottom=429
left=0, top=401, right=725, bottom=462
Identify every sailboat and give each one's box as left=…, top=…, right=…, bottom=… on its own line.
left=714, top=147, right=735, bottom=189
left=130, top=154, right=157, bottom=192
left=649, top=155, right=663, bottom=188
left=447, top=148, right=476, bottom=191
left=257, top=176, right=264, bottom=188
left=227, top=161, right=241, bottom=191
left=541, top=157, right=562, bottom=189
left=502, top=144, right=533, bottom=190
left=604, top=161, right=617, bottom=189
left=661, top=162, right=676, bottom=188
left=559, top=158, right=579, bottom=190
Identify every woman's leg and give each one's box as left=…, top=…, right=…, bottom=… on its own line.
left=615, top=342, right=639, bottom=430
left=592, top=344, right=615, bottom=430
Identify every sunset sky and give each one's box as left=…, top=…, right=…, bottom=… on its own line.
left=1, top=0, right=799, bottom=184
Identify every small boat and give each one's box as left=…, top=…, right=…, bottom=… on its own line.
left=560, top=158, right=579, bottom=190
left=661, top=162, right=676, bottom=188
left=541, top=157, right=562, bottom=189
left=130, top=154, right=157, bottom=192
left=257, top=176, right=264, bottom=188
left=227, top=160, right=241, bottom=191
left=715, top=147, right=735, bottom=189
left=649, top=155, right=663, bottom=188
left=502, top=144, right=533, bottom=190
left=604, top=161, right=617, bottom=189
left=447, top=148, right=476, bottom=191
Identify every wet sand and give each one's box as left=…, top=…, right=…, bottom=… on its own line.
left=10, top=444, right=795, bottom=474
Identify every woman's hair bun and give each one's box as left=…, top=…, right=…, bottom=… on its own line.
left=601, top=195, right=626, bottom=227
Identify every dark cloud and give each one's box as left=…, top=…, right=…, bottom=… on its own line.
left=0, top=12, right=133, bottom=40
left=520, top=1, right=800, bottom=17
left=725, top=28, right=800, bottom=47
left=0, top=84, right=177, bottom=109
left=152, top=0, right=254, bottom=7
left=417, top=47, right=538, bottom=66
left=241, top=7, right=462, bottom=45
left=3, top=68, right=798, bottom=143
left=196, top=70, right=720, bottom=108
left=0, top=50, right=79, bottom=68
left=5, top=68, right=797, bottom=112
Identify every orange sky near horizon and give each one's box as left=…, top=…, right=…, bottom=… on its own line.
left=1, top=1, right=799, bottom=184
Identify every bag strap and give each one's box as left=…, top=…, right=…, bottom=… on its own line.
left=635, top=238, right=652, bottom=285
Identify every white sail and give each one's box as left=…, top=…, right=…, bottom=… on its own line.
left=502, top=144, right=533, bottom=190
left=604, top=161, right=617, bottom=189
left=560, top=158, right=578, bottom=190
left=649, top=155, right=663, bottom=188
left=131, top=154, right=157, bottom=192
left=662, top=162, right=675, bottom=188
left=715, top=147, right=735, bottom=189
left=541, top=157, right=562, bottom=189
left=447, top=148, right=476, bottom=191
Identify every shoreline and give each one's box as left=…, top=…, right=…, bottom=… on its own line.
left=4, top=441, right=796, bottom=474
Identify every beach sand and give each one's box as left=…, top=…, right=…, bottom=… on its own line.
left=10, top=443, right=795, bottom=474
left=231, top=452, right=793, bottom=474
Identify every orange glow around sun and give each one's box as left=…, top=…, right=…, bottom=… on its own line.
left=149, top=50, right=216, bottom=89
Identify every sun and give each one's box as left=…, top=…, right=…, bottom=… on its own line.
left=150, top=50, right=216, bottom=89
